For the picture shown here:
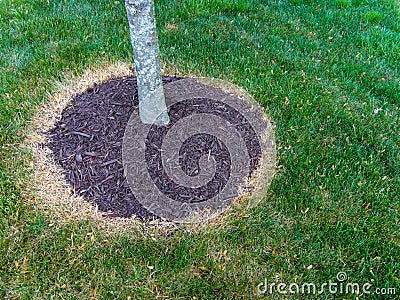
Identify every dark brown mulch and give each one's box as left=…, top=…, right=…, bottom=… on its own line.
left=47, top=76, right=181, bottom=219
left=47, top=76, right=264, bottom=220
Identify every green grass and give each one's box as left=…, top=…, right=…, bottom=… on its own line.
left=1, top=0, right=399, bottom=298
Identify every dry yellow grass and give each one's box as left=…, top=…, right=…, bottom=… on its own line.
left=22, top=61, right=275, bottom=236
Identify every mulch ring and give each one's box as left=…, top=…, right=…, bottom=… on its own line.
left=46, top=75, right=272, bottom=222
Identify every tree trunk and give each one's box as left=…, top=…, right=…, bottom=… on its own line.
left=125, top=0, right=169, bottom=125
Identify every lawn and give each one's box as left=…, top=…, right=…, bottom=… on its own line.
left=0, top=0, right=399, bottom=298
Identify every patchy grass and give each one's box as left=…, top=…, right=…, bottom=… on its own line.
left=0, top=0, right=399, bottom=298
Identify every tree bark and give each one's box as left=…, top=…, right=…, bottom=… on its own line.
left=125, top=0, right=169, bottom=125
